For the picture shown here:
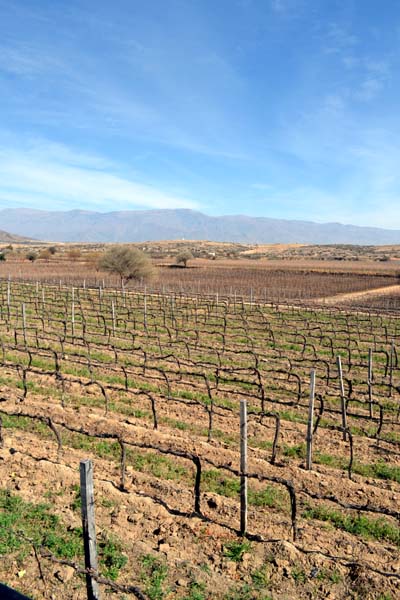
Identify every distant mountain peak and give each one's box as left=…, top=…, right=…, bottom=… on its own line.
left=0, top=208, right=399, bottom=244
left=0, top=229, right=33, bottom=242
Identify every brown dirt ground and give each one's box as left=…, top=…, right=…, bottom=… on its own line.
left=1, top=388, right=399, bottom=600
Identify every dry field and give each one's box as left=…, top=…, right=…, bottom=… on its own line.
left=0, top=273, right=399, bottom=600
left=1, top=243, right=399, bottom=306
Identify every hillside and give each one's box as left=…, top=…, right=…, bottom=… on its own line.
left=0, top=229, right=33, bottom=242
left=0, top=208, right=400, bottom=244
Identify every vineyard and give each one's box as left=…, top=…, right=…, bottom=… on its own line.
left=0, top=280, right=399, bottom=599
left=1, top=252, right=399, bottom=304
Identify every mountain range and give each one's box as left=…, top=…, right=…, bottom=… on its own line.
left=0, top=228, right=32, bottom=242
left=1, top=208, right=399, bottom=245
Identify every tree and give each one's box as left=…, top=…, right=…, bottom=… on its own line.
left=175, top=249, right=193, bottom=268
left=99, top=246, right=154, bottom=285
left=26, top=251, right=38, bottom=262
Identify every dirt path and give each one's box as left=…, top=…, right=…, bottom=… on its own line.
left=313, top=284, right=400, bottom=305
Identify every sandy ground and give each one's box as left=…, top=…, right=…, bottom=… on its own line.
left=313, top=284, right=400, bottom=305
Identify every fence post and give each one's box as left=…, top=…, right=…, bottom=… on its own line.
left=306, top=370, right=316, bottom=470
left=71, top=287, right=75, bottom=339
left=111, top=300, right=116, bottom=335
left=80, top=460, right=101, bottom=600
left=144, top=287, right=147, bottom=329
left=389, top=340, right=394, bottom=398
left=240, top=399, right=248, bottom=536
left=368, top=348, right=373, bottom=419
left=7, top=279, right=10, bottom=317
left=22, top=303, right=27, bottom=344
left=336, top=356, right=347, bottom=441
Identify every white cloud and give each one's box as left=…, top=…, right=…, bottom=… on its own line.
left=0, top=43, right=64, bottom=76
left=323, top=24, right=358, bottom=55
left=269, top=0, right=300, bottom=15
left=355, top=77, right=384, bottom=101
left=0, top=140, right=199, bottom=212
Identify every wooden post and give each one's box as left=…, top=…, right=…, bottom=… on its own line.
left=80, top=460, right=101, bottom=600
left=336, top=356, right=347, bottom=441
left=144, top=289, right=147, bottom=329
left=121, top=279, right=126, bottom=304
left=368, top=348, right=373, bottom=419
left=240, top=399, right=248, bottom=536
left=306, top=370, right=316, bottom=470
left=389, top=340, right=394, bottom=398
left=71, top=287, right=75, bottom=339
left=111, top=300, right=116, bottom=335
left=22, top=303, right=27, bottom=344
left=6, top=280, right=10, bottom=316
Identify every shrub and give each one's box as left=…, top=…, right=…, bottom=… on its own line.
left=175, top=250, right=194, bottom=268
left=99, top=246, right=155, bottom=285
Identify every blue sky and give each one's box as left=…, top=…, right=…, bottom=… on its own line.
left=1, top=0, right=400, bottom=228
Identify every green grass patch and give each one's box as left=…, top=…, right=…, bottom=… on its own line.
left=0, top=488, right=82, bottom=561
left=283, top=443, right=306, bottom=459
left=302, top=504, right=400, bottom=546
left=248, top=485, right=286, bottom=509
left=140, top=553, right=169, bottom=600
left=352, top=461, right=400, bottom=484
left=203, top=470, right=286, bottom=509
left=130, top=450, right=188, bottom=481
left=202, top=469, right=240, bottom=498
left=223, top=539, right=251, bottom=562
left=2, top=413, right=50, bottom=436
left=0, top=488, right=128, bottom=580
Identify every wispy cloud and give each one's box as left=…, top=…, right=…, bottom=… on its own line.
left=252, top=183, right=400, bottom=230
left=351, top=58, right=391, bottom=101
left=1, top=1, right=399, bottom=229
left=0, top=1, right=252, bottom=161
left=269, top=0, right=300, bottom=15
left=0, top=43, right=63, bottom=76
left=0, top=140, right=199, bottom=212
left=323, top=23, right=358, bottom=54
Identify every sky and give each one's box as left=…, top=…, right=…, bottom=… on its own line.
left=1, top=0, right=400, bottom=228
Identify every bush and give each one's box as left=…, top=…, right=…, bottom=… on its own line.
left=26, top=251, right=38, bottom=262
left=99, top=246, right=155, bottom=285
left=39, top=249, right=52, bottom=260
left=175, top=250, right=193, bottom=268
left=67, top=248, right=81, bottom=260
